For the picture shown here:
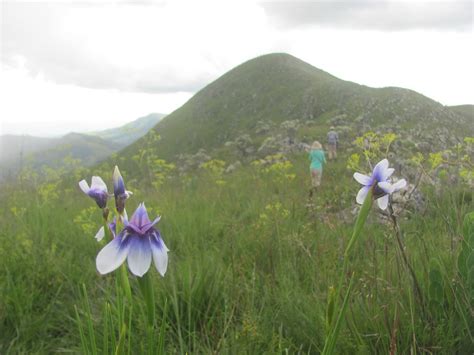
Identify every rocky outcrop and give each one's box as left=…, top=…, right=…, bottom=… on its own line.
left=177, top=149, right=211, bottom=173
left=235, top=134, right=255, bottom=157
left=225, top=161, right=242, bottom=174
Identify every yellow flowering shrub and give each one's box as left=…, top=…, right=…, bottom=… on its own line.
left=253, top=154, right=296, bottom=183
left=38, top=182, right=60, bottom=203
left=349, top=131, right=398, bottom=171
left=74, top=206, right=100, bottom=237
left=151, top=159, right=176, bottom=189
left=200, top=159, right=226, bottom=185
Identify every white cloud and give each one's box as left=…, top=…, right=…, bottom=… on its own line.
left=262, top=0, right=473, bottom=32
left=2, top=1, right=273, bottom=93
left=285, top=28, right=474, bottom=105
left=0, top=64, right=192, bottom=136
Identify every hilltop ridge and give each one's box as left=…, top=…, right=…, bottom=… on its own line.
left=122, top=53, right=472, bottom=162
left=89, top=113, right=165, bottom=146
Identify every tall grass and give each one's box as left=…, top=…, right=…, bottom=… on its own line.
left=0, top=154, right=472, bottom=353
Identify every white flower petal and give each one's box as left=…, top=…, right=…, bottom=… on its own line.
left=373, top=159, right=389, bottom=181
left=113, top=166, right=125, bottom=194
left=122, top=209, right=129, bottom=224
left=356, top=186, right=370, bottom=204
left=113, top=166, right=121, bottom=183
left=392, top=179, right=407, bottom=191
left=127, top=236, right=152, bottom=277
left=377, top=195, right=389, bottom=210
left=79, top=180, right=90, bottom=194
left=378, top=181, right=394, bottom=194
left=96, top=236, right=130, bottom=275
left=95, top=226, right=105, bottom=242
left=91, top=176, right=108, bottom=192
left=151, top=235, right=169, bottom=277
left=353, top=172, right=372, bottom=185
left=381, top=168, right=395, bottom=181
left=375, top=159, right=389, bottom=171
left=150, top=216, right=161, bottom=228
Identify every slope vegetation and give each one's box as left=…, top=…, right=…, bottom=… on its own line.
left=124, top=53, right=472, bottom=161
left=90, top=113, right=165, bottom=146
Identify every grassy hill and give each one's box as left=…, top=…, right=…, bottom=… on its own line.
left=89, top=113, right=165, bottom=146
left=0, top=134, right=57, bottom=163
left=28, top=133, right=122, bottom=168
left=448, top=104, right=473, bottom=120
left=0, top=133, right=120, bottom=180
left=123, top=53, right=472, bottom=161
left=1, top=144, right=472, bottom=353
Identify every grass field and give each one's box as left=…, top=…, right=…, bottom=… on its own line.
left=0, top=151, right=473, bottom=354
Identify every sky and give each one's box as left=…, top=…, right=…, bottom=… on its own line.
left=1, top=0, right=473, bottom=137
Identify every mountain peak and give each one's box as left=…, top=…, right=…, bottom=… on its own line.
left=220, top=52, right=336, bottom=84
left=121, top=54, right=472, bottom=161
left=245, top=52, right=302, bottom=64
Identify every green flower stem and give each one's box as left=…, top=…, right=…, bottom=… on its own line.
left=323, top=272, right=356, bottom=355
left=120, top=264, right=133, bottom=305
left=113, top=216, right=132, bottom=305
left=138, top=272, right=156, bottom=354
left=388, top=204, right=426, bottom=318
left=102, top=221, right=110, bottom=241
left=101, top=207, right=110, bottom=241
left=345, top=188, right=373, bottom=258
left=138, top=272, right=156, bottom=328
left=322, top=189, right=373, bottom=355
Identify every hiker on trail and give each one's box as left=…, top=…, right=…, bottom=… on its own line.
left=308, top=141, right=326, bottom=199
left=327, top=126, right=339, bottom=160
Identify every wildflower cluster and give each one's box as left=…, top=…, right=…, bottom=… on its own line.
left=264, top=202, right=290, bottom=219
left=73, top=206, right=101, bottom=238
left=151, top=159, right=176, bottom=189
left=252, top=154, right=296, bottom=182
left=410, top=136, right=474, bottom=187
left=255, top=202, right=290, bottom=229
left=132, top=131, right=176, bottom=189
left=200, top=159, right=226, bottom=185
left=351, top=131, right=398, bottom=171
left=78, top=166, right=168, bottom=277
left=346, top=153, right=360, bottom=171
left=38, top=182, right=60, bottom=202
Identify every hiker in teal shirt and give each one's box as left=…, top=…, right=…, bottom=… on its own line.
left=308, top=140, right=326, bottom=198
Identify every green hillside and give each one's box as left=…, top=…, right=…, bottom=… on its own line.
left=124, top=53, right=472, bottom=161
left=0, top=133, right=120, bottom=179
left=28, top=133, right=122, bottom=167
left=90, top=113, right=165, bottom=146
left=448, top=104, right=473, bottom=120
left=0, top=134, right=57, bottom=163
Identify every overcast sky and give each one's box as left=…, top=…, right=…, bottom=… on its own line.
left=1, top=0, right=473, bottom=136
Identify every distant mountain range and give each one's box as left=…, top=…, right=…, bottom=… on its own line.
left=88, top=113, right=166, bottom=146
left=0, top=113, right=164, bottom=180
left=121, top=53, right=473, bottom=162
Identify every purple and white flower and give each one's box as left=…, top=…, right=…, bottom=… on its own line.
left=94, top=226, right=105, bottom=242
left=79, top=176, right=109, bottom=209
left=354, top=159, right=407, bottom=210
left=113, top=166, right=133, bottom=214
left=96, top=203, right=169, bottom=277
